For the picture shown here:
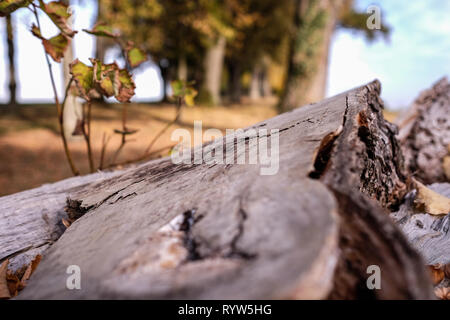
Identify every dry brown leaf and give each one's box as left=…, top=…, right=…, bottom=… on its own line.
left=20, top=255, right=42, bottom=287
left=414, top=179, right=450, bottom=215
left=428, top=264, right=445, bottom=285
left=6, top=272, right=20, bottom=297
left=62, top=218, right=71, bottom=228
left=435, top=287, right=450, bottom=300
left=0, top=260, right=11, bottom=299
left=444, top=263, right=450, bottom=279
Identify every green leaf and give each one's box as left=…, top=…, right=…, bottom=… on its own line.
left=0, top=0, right=31, bottom=16
left=171, top=80, right=197, bottom=107
left=126, top=45, right=147, bottom=68
left=83, top=22, right=120, bottom=38
left=31, top=24, right=69, bottom=62
left=171, top=80, right=184, bottom=97
left=70, top=59, right=94, bottom=100
left=38, top=0, right=76, bottom=37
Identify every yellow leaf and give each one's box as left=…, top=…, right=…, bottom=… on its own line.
left=414, top=179, right=450, bottom=215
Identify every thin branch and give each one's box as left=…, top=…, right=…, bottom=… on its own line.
left=61, top=77, right=74, bottom=111
left=81, top=101, right=95, bottom=173
left=104, top=144, right=175, bottom=170
left=109, top=104, right=129, bottom=164
left=99, top=132, right=112, bottom=170
left=33, top=6, right=79, bottom=176
left=144, top=98, right=182, bottom=155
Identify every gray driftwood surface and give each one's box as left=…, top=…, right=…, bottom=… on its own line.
left=1, top=81, right=436, bottom=299
left=391, top=77, right=450, bottom=269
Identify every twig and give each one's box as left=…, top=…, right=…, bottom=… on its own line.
left=99, top=132, right=112, bottom=170
left=81, top=101, right=94, bottom=172
left=104, top=144, right=176, bottom=170
left=109, top=104, right=129, bottom=164
left=144, top=98, right=182, bottom=155
left=33, top=5, right=79, bottom=176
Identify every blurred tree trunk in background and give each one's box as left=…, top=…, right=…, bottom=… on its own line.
left=6, top=14, right=16, bottom=107
left=278, top=0, right=388, bottom=113
left=228, top=58, right=242, bottom=104
left=250, top=57, right=273, bottom=101
left=278, top=0, right=333, bottom=113
left=200, top=35, right=226, bottom=106
left=177, top=55, right=187, bottom=81
left=304, top=0, right=340, bottom=105
left=62, top=0, right=83, bottom=140
left=159, top=59, right=169, bottom=102
left=249, top=63, right=262, bottom=101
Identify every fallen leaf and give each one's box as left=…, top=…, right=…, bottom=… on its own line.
left=6, top=271, right=20, bottom=297
left=20, top=255, right=42, bottom=287
left=428, top=264, right=445, bottom=285
left=0, top=260, right=11, bottom=299
left=435, top=287, right=450, bottom=300
left=444, top=263, right=450, bottom=279
left=62, top=218, right=71, bottom=228
left=414, top=179, right=450, bottom=215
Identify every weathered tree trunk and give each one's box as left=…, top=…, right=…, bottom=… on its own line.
left=6, top=14, right=16, bottom=106
left=200, top=36, right=226, bottom=105
left=277, top=0, right=346, bottom=112
left=0, top=80, right=435, bottom=299
left=300, top=0, right=338, bottom=104
left=396, top=77, right=450, bottom=184
left=390, top=78, right=450, bottom=294
left=391, top=183, right=450, bottom=266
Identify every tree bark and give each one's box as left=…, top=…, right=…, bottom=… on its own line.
left=277, top=0, right=345, bottom=112
left=396, top=77, right=450, bottom=184
left=0, top=80, right=436, bottom=299
left=6, top=14, right=16, bottom=106
left=200, top=36, right=226, bottom=105
left=391, top=183, right=450, bottom=266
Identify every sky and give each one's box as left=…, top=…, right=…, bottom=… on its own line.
left=0, top=0, right=449, bottom=109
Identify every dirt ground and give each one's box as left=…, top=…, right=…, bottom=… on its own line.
left=0, top=101, right=277, bottom=196
left=0, top=101, right=399, bottom=197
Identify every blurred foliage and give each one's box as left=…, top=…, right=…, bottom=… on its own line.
left=171, top=80, right=198, bottom=107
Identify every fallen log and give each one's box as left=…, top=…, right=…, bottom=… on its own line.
left=0, top=171, right=120, bottom=272
left=1, top=80, right=434, bottom=299
left=391, top=182, right=450, bottom=265
left=396, top=77, right=450, bottom=184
